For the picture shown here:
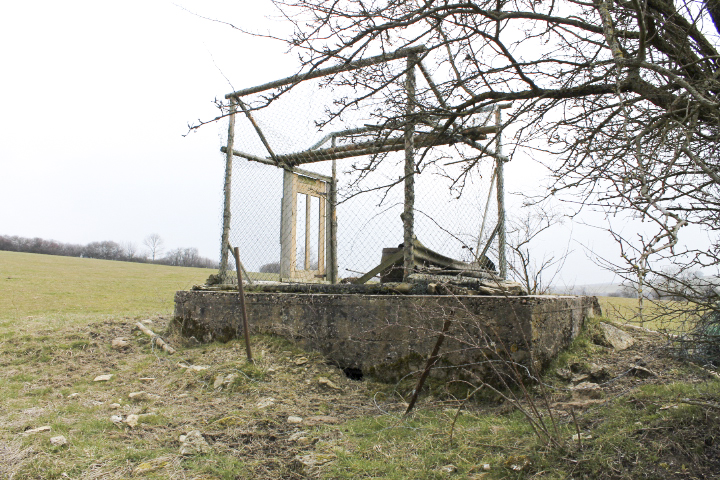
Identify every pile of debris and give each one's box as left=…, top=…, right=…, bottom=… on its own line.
left=370, top=238, right=526, bottom=296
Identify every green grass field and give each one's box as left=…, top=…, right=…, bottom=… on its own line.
left=599, top=296, right=701, bottom=332
left=0, top=251, right=212, bottom=330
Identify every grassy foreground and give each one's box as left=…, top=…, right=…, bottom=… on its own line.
left=0, top=252, right=718, bottom=479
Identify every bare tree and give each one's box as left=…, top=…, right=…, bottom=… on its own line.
left=160, top=247, right=219, bottom=268
left=143, top=234, right=164, bottom=262
left=589, top=220, right=677, bottom=324
left=121, top=241, right=140, bottom=261
left=505, top=208, right=570, bottom=295
left=83, top=241, right=124, bottom=260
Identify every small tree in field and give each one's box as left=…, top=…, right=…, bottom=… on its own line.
left=143, top=234, right=164, bottom=262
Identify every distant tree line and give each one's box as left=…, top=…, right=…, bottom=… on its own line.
left=0, top=234, right=218, bottom=269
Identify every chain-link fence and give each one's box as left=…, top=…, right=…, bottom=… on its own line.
left=216, top=48, right=504, bottom=285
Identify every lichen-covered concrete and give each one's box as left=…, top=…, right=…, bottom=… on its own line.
left=173, top=291, right=600, bottom=381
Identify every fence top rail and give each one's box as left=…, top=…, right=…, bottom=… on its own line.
left=225, top=46, right=427, bottom=99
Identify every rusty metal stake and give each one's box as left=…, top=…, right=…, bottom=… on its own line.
left=404, top=317, right=452, bottom=416
left=232, top=246, right=253, bottom=363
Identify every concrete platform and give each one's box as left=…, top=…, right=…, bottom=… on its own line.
left=173, top=291, right=601, bottom=381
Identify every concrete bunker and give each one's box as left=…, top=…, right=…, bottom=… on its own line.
left=175, top=47, right=600, bottom=381
left=174, top=289, right=600, bottom=382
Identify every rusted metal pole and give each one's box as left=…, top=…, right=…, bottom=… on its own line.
left=405, top=317, right=452, bottom=416
left=233, top=246, right=253, bottom=363
left=402, top=53, right=417, bottom=280
left=219, top=100, right=237, bottom=282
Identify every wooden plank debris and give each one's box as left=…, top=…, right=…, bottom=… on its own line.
left=136, top=322, right=176, bottom=354
left=352, top=250, right=404, bottom=285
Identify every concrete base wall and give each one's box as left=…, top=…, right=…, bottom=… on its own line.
left=173, top=291, right=600, bottom=381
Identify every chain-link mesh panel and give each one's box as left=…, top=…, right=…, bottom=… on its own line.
left=219, top=69, right=500, bottom=283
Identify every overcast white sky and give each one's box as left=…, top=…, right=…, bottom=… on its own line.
left=0, top=0, right=642, bottom=286
left=0, top=2, right=288, bottom=253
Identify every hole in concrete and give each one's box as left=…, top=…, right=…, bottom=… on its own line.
left=342, top=367, right=364, bottom=381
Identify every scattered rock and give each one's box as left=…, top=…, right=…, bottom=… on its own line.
left=555, top=368, right=573, bottom=381
left=111, top=338, right=129, bottom=350
left=67, top=393, right=80, bottom=399
left=179, top=430, right=211, bottom=455
left=139, top=377, right=155, bottom=383
left=595, top=323, right=635, bottom=350
left=93, top=374, right=113, bottom=382
left=630, top=365, right=658, bottom=378
left=125, top=414, right=139, bottom=427
left=287, top=416, right=303, bottom=424
left=289, top=432, right=313, bottom=445
left=306, top=415, right=341, bottom=425
left=128, top=391, right=148, bottom=401
left=572, top=382, right=603, bottom=399
left=256, top=397, right=275, bottom=409
left=50, top=435, right=68, bottom=446
left=294, top=357, right=309, bottom=366
left=440, top=464, right=458, bottom=473
left=186, top=336, right=201, bottom=346
left=23, top=426, right=51, bottom=435
left=317, top=377, right=342, bottom=390
left=109, top=403, right=121, bottom=409
left=504, top=455, right=532, bottom=472
left=571, top=374, right=590, bottom=384
left=571, top=432, right=593, bottom=441
left=110, top=415, right=123, bottom=423
left=482, top=464, right=491, bottom=471
left=213, top=373, right=238, bottom=389
left=589, top=363, right=611, bottom=382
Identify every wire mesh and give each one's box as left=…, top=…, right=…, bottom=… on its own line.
left=219, top=66, right=500, bottom=284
